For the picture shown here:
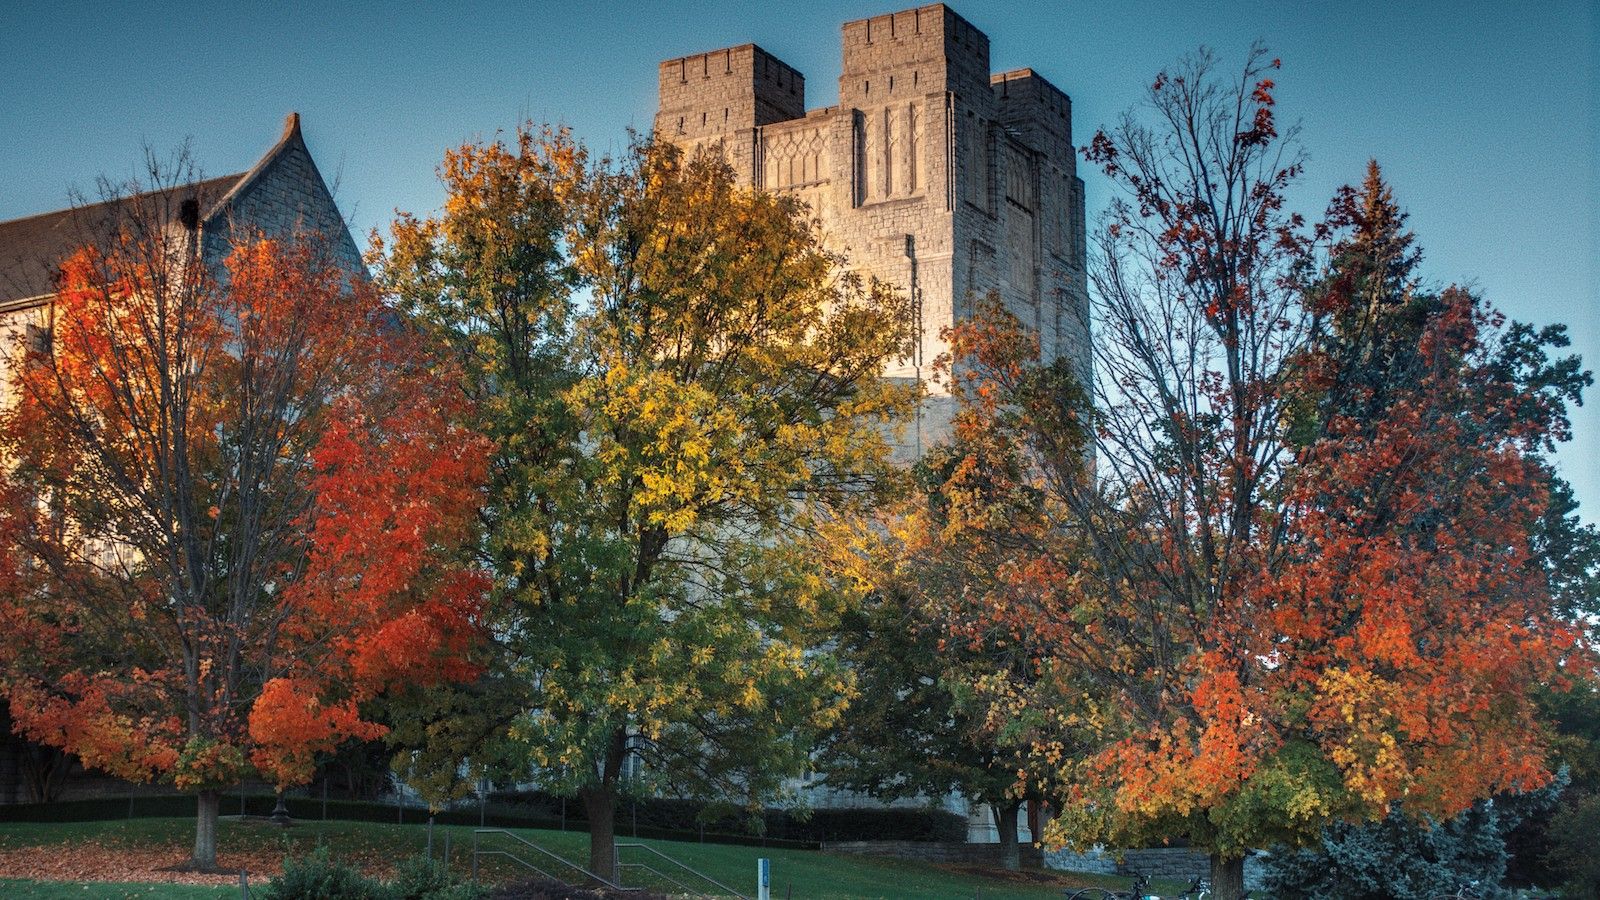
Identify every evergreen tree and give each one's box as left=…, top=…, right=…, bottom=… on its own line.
left=1260, top=776, right=1565, bottom=900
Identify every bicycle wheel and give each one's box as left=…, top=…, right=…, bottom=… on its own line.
left=1066, top=890, right=1119, bottom=900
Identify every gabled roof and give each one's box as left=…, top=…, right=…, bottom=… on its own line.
left=0, top=114, right=318, bottom=312
left=0, top=174, right=244, bottom=311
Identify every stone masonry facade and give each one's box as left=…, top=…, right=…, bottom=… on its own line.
left=1044, top=846, right=1270, bottom=892
left=655, top=5, right=1084, bottom=841
left=655, top=3, right=1089, bottom=454
left=0, top=114, right=362, bottom=420
left=199, top=114, right=365, bottom=279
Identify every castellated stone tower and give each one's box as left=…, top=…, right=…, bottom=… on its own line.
left=655, top=4, right=1089, bottom=456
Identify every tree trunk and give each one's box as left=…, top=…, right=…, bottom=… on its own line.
left=1210, top=852, right=1246, bottom=900
left=581, top=784, right=617, bottom=884
left=992, top=799, right=1022, bottom=871
left=582, top=726, right=628, bottom=885
left=22, top=745, right=69, bottom=803
left=192, top=789, right=220, bottom=870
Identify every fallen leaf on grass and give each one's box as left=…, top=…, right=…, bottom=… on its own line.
left=0, top=842, right=396, bottom=887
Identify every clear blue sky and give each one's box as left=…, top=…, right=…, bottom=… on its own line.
left=3, top=1, right=1595, bottom=519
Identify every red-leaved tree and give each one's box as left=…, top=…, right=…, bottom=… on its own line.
left=0, top=169, right=489, bottom=869
left=908, top=50, right=1591, bottom=900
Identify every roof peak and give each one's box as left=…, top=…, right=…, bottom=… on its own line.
left=209, top=112, right=308, bottom=219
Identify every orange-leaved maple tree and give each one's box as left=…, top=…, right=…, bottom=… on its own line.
left=0, top=174, right=489, bottom=869
left=912, top=49, right=1591, bottom=900
left=812, top=289, right=1092, bottom=873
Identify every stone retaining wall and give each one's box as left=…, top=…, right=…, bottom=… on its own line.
left=1044, top=846, right=1270, bottom=892
left=1042, top=846, right=1119, bottom=875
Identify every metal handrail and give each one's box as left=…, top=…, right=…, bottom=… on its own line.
left=473, top=828, right=629, bottom=891
left=476, top=849, right=556, bottom=882
left=615, top=841, right=750, bottom=899
left=619, top=861, right=704, bottom=897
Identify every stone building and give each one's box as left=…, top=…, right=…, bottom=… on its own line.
left=655, top=3, right=1088, bottom=842
left=0, top=113, right=361, bottom=804
left=0, top=112, right=361, bottom=387
left=655, top=2, right=1089, bottom=455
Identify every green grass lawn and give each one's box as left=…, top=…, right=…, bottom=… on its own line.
left=0, top=816, right=1184, bottom=899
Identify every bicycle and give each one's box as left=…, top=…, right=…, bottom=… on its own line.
left=1064, top=872, right=1210, bottom=900
left=1064, top=871, right=1156, bottom=900
left=1427, top=882, right=1483, bottom=900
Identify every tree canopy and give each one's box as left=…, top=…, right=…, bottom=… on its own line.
left=0, top=164, right=489, bottom=868
left=378, top=129, right=916, bottom=879
left=884, top=48, right=1593, bottom=900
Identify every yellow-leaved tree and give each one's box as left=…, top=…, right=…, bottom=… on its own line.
left=377, top=128, right=916, bottom=879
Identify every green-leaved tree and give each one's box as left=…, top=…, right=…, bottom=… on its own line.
left=378, top=128, right=915, bottom=879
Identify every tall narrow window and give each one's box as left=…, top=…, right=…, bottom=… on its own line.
left=25, top=323, right=51, bottom=357
left=907, top=103, right=921, bottom=194
left=883, top=107, right=898, bottom=198
left=853, top=110, right=868, bottom=206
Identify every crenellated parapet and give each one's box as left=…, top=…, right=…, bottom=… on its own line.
left=653, top=4, right=1090, bottom=447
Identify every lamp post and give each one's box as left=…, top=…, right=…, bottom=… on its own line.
left=270, top=791, right=292, bottom=826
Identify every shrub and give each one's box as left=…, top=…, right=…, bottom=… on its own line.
left=259, top=846, right=388, bottom=900
left=1259, top=779, right=1564, bottom=900
left=389, top=854, right=487, bottom=900
left=0, top=794, right=199, bottom=822
left=0, top=789, right=968, bottom=847
left=0, top=793, right=554, bottom=830
left=261, top=850, right=489, bottom=900
left=390, top=855, right=454, bottom=900
left=486, top=788, right=965, bottom=843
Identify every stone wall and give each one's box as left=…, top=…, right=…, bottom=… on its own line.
left=1042, top=846, right=1119, bottom=875
left=1044, top=846, right=1271, bottom=892
left=653, top=2, right=1090, bottom=428
left=203, top=115, right=365, bottom=278
left=828, top=839, right=1277, bottom=885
